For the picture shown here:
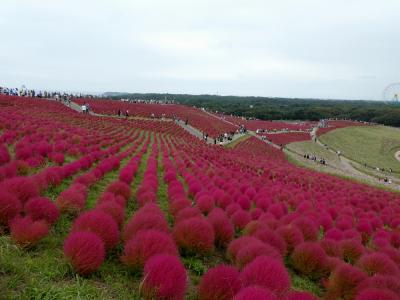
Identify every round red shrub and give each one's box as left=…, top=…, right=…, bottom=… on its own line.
left=340, top=239, right=364, bottom=264
left=356, top=253, right=400, bottom=276
left=123, top=212, right=169, bottom=241
left=24, top=197, right=60, bottom=225
left=174, top=207, right=202, bottom=224
left=105, top=181, right=131, bottom=201
left=233, top=286, right=278, bottom=300
left=56, top=188, right=86, bottom=214
left=325, top=263, right=367, bottom=300
left=1, top=176, right=39, bottom=203
left=95, top=201, right=125, bottom=228
left=10, top=216, right=49, bottom=248
left=173, top=217, right=215, bottom=254
left=207, top=208, right=234, bottom=247
left=320, top=238, right=342, bottom=258
left=231, top=209, right=251, bottom=231
left=227, top=236, right=261, bottom=259
left=355, top=288, right=398, bottom=300
left=72, top=210, right=119, bottom=250
left=252, top=228, right=287, bottom=256
left=0, top=189, right=21, bottom=225
left=196, top=194, right=215, bottom=214
left=198, top=265, right=241, bottom=300
left=236, top=240, right=281, bottom=267
left=240, top=256, right=291, bottom=296
left=121, top=230, right=178, bottom=270
left=169, top=198, right=191, bottom=217
left=357, top=275, right=400, bottom=296
left=142, top=254, right=187, bottom=300
left=292, top=218, right=318, bottom=241
left=0, top=144, right=10, bottom=165
left=291, top=242, right=329, bottom=279
left=63, top=231, right=105, bottom=275
left=276, top=225, right=304, bottom=253
left=285, top=291, right=318, bottom=300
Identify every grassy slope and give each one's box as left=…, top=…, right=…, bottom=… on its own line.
left=319, top=125, right=400, bottom=172
left=286, top=140, right=340, bottom=165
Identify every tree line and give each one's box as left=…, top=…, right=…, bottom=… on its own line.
left=107, top=93, right=400, bottom=127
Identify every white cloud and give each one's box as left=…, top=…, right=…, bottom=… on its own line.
left=0, top=0, right=399, bottom=99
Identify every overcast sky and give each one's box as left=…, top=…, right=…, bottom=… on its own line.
left=0, top=0, right=399, bottom=100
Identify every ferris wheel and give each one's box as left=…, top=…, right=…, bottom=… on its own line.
left=383, top=82, right=400, bottom=102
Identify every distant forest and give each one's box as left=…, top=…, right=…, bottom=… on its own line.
left=106, top=93, right=400, bottom=127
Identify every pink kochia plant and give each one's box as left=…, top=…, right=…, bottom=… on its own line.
left=0, top=188, right=21, bottom=226
left=63, top=231, right=105, bottom=276
left=0, top=176, right=39, bottom=204
left=197, top=265, right=241, bottom=300
left=290, top=242, right=329, bottom=279
left=173, top=217, right=215, bottom=254
left=354, top=288, right=399, bottom=300
left=356, top=253, right=400, bottom=276
left=9, top=216, right=49, bottom=248
left=123, top=206, right=169, bottom=241
left=55, top=185, right=86, bottom=214
left=141, top=254, right=187, bottom=300
left=233, top=286, right=278, bottom=300
left=240, top=255, right=291, bottom=297
left=207, top=207, right=234, bottom=247
left=71, top=210, right=119, bottom=250
left=121, top=229, right=178, bottom=270
left=24, top=197, right=60, bottom=225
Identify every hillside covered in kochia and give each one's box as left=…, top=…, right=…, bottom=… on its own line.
left=107, top=92, right=400, bottom=126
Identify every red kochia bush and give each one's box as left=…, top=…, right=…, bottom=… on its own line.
left=168, top=198, right=191, bottom=217
left=356, top=253, right=400, bottom=276
left=198, top=265, right=241, bottom=300
left=340, top=239, right=364, bottom=264
left=1, top=176, right=39, bottom=203
left=292, top=218, right=318, bottom=241
left=276, top=225, right=304, bottom=253
left=142, top=254, right=187, bottom=300
left=196, top=194, right=215, bottom=214
left=357, top=275, right=400, bottom=296
left=252, top=228, right=287, bottom=256
left=105, top=181, right=131, bottom=202
left=355, top=288, right=398, bottom=300
left=10, top=216, right=49, bottom=247
left=71, top=210, right=119, bottom=250
left=121, top=230, right=178, bottom=270
left=123, top=212, right=169, bottom=241
left=286, top=291, right=318, bottom=300
left=63, top=231, right=105, bottom=275
left=24, top=197, right=60, bottom=225
left=240, top=256, right=291, bottom=296
left=56, top=188, right=86, bottom=214
left=325, top=263, right=367, bottom=300
left=173, top=217, right=215, bottom=254
left=233, top=286, right=278, bottom=300
left=207, top=208, right=234, bottom=247
left=231, top=209, right=251, bottom=231
left=95, top=201, right=125, bottom=228
left=290, top=242, right=329, bottom=279
left=0, top=144, right=10, bottom=165
left=235, top=240, right=281, bottom=267
left=0, top=189, right=21, bottom=225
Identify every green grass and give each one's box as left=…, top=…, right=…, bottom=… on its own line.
left=286, top=140, right=340, bottom=166
left=319, top=125, right=400, bottom=173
